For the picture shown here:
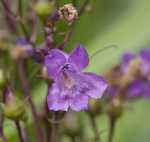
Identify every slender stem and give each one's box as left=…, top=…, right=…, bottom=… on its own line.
left=1, top=0, right=18, bottom=33
left=89, top=115, right=100, bottom=142
left=51, top=112, right=56, bottom=142
left=78, top=0, right=90, bottom=16
left=18, top=0, right=23, bottom=17
left=31, top=13, right=39, bottom=43
left=60, top=0, right=90, bottom=50
left=20, top=60, right=45, bottom=142
left=15, top=121, right=24, bottom=142
left=1, top=0, right=34, bottom=47
left=45, top=89, right=51, bottom=142
left=72, top=0, right=77, bottom=7
left=108, top=117, right=116, bottom=142
left=60, top=22, right=75, bottom=50
left=1, top=0, right=16, bottom=17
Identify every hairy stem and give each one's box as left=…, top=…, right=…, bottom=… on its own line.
left=20, top=60, right=45, bottom=142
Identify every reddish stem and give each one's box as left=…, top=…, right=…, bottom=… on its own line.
left=15, top=121, right=24, bottom=142
left=20, top=60, right=45, bottom=142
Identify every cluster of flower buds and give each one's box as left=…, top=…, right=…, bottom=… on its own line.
left=34, top=0, right=53, bottom=19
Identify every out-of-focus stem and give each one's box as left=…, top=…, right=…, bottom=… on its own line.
left=1, top=0, right=34, bottom=47
left=89, top=115, right=100, bottom=142
left=60, top=0, right=90, bottom=50
left=107, top=117, right=116, bottom=142
left=78, top=0, right=90, bottom=16
left=15, top=121, right=24, bottom=142
left=1, top=0, right=18, bottom=33
left=18, top=0, right=23, bottom=17
left=51, top=112, right=56, bottom=142
left=20, top=60, right=45, bottom=142
left=72, top=0, right=77, bottom=7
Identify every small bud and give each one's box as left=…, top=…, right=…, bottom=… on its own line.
left=10, top=45, right=31, bottom=60
left=0, top=69, right=7, bottom=90
left=0, top=92, right=25, bottom=121
left=58, top=4, right=78, bottom=22
left=34, top=0, right=53, bottom=19
left=107, top=98, right=123, bottom=118
left=62, top=112, right=82, bottom=138
left=88, top=99, right=102, bottom=117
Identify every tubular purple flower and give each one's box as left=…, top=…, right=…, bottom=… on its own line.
left=45, top=45, right=108, bottom=111
left=108, top=49, right=150, bottom=100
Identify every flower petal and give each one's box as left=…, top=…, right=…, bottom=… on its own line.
left=121, top=52, right=134, bottom=73
left=47, top=83, right=69, bottom=111
left=126, top=79, right=149, bottom=100
left=140, top=49, right=150, bottom=62
left=68, top=45, right=89, bottom=71
left=83, top=72, right=108, bottom=99
left=70, top=94, right=89, bottom=111
left=45, top=50, right=67, bottom=80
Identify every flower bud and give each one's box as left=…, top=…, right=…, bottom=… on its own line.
left=34, top=0, right=53, bottom=19
left=88, top=99, right=102, bottom=117
left=10, top=45, right=31, bottom=60
left=0, top=92, right=26, bottom=121
left=58, top=4, right=78, bottom=22
left=62, top=112, right=82, bottom=137
left=107, top=98, right=123, bottom=118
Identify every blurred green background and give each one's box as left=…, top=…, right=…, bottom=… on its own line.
left=2, top=0, right=150, bottom=142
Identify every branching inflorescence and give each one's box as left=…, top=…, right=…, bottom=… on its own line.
left=0, top=0, right=149, bottom=142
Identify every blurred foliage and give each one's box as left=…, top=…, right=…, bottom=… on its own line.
left=1, top=0, right=150, bottom=142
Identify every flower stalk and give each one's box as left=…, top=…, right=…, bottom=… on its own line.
left=107, top=116, right=117, bottom=142
left=20, top=60, right=45, bottom=142
left=15, top=121, right=24, bottom=142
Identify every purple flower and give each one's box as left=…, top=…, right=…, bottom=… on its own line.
left=108, top=49, right=150, bottom=100
left=45, top=45, right=108, bottom=111
left=126, top=79, right=150, bottom=100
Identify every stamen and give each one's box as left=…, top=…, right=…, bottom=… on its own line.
left=63, top=72, right=74, bottom=88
